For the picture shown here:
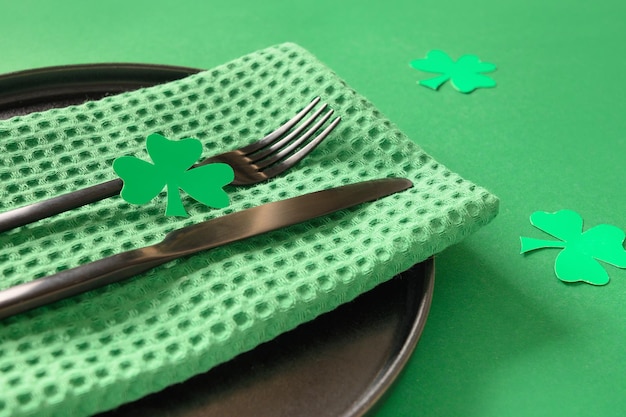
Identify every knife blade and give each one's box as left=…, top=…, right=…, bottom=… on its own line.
left=0, top=177, right=412, bottom=320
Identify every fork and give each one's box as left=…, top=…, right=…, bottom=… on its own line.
left=0, top=97, right=341, bottom=233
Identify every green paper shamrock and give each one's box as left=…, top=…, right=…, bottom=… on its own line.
left=520, top=210, right=626, bottom=285
left=410, top=50, right=497, bottom=93
left=113, top=133, right=234, bottom=217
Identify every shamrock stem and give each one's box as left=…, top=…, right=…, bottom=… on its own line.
left=419, top=75, right=450, bottom=90
left=520, top=237, right=565, bottom=254
left=165, top=185, right=188, bottom=217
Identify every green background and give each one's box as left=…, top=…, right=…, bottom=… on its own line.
left=1, top=0, right=625, bottom=416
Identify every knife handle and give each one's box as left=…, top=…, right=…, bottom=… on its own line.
left=0, top=246, right=167, bottom=320
left=0, top=178, right=123, bottom=233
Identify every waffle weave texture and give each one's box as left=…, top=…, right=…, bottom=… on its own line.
left=0, top=43, right=498, bottom=417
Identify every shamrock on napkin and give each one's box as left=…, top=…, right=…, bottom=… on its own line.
left=520, top=210, right=626, bottom=285
left=410, top=50, right=497, bottom=93
left=113, top=133, right=234, bottom=217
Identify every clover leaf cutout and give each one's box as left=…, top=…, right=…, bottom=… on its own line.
left=520, top=210, right=626, bottom=285
left=410, top=50, right=497, bottom=93
left=113, top=133, right=234, bottom=217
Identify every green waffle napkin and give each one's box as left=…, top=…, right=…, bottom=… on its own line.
left=0, top=43, right=498, bottom=417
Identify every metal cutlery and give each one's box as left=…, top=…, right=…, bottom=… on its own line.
left=0, top=178, right=412, bottom=320
left=0, top=97, right=340, bottom=233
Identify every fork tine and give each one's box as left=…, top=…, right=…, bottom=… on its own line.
left=255, top=109, right=335, bottom=169
left=239, top=96, right=321, bottom=154
left=250, top=103, right=328, bottom=161
left=260, top=116, right=341, bottom=179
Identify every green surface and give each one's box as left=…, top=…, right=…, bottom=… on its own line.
left=1, top=0, right=625, bottom=416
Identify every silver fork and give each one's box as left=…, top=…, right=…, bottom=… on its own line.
left=0, top=97, right=341, bottom=232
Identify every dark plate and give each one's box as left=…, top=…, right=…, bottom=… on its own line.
left=0, top=64, right=435, bottom=417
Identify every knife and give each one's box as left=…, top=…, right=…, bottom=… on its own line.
left=0, top=177, right=412, bottom=320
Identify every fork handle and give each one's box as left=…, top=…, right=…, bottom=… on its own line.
left=0, top=245, right=170, bottom=320
left=0, top=178, right=123, bottom=233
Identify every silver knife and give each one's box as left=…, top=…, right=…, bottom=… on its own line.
left=0, top=177, right=412, bottom=320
